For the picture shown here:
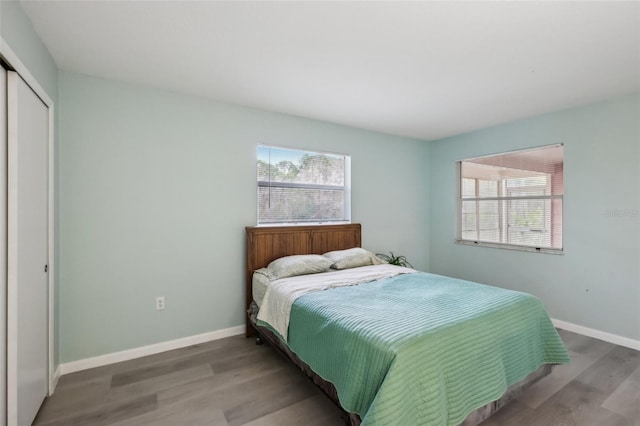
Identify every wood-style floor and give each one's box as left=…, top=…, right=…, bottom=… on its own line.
left=34, top=329, right=640, bottom=426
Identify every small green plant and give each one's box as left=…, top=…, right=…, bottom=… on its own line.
left=376, top=251, right=413, bottom=268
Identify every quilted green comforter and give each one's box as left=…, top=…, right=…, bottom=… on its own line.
left=281, top=272, right=569, bottom=425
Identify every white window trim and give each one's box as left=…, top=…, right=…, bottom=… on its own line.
left=455, top=145, right=564, bottom=255
left=256, top=145, right=351, bottom=226
left=455, top=239, right=564, bottom=255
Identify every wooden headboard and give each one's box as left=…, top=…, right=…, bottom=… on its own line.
left=245, top=223, right=361, bottom=336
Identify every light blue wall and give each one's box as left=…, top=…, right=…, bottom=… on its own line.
left=7, top=0, right=638, bottom=361
left=1, top=0, right=58, bottom=100
left=58, top=71, right=430, bottom=363
left=429, top=93, right=640, bottom=341
left=1, top=0, right=60, bottom=366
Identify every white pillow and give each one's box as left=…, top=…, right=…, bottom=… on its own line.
left=323, top=247, right=384, bottom=270
left=253, top=267, right=276, bottom=281
left=266, top=254, right=333, bottom=279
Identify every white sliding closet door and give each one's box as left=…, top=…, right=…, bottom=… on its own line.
left=0, top=65, right=8, bottom=426
left=6, top=71, right=49, bottom=426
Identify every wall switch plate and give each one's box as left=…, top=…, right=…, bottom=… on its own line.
left=156, top=296, right=165, bottom=310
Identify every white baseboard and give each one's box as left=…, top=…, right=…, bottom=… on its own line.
left=552, top=318, right=640, bottom=351
left=56, top=320, right=639, bottom=380
left=59, top=325, right=244, bottom=376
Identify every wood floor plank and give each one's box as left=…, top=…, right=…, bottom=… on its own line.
left=210, top=349, right=272, bottom=375
left=109, top=335, right=253, bottom=378
left=518, top=349, right=605, bottom=409
left=34, top=331, right=640, bottom=426
left=109, top=394, right=229, bottom=426
left=479, top=399, right=536, bottom=426
left=55, top=364, right=115, bottom=390
left=557, top=330, right=616, bottom=357
left=240, top=394, right=344, bottom=426
left=525, top=380, right=631, bottom=426
left=111, top=349, right=220, bottom=387
left=110, top=336, right=258, bottom=387
left=602, top=363, right=640, bottom=423
left=574, top=345, right=640, bottom=396
left=157, top=350, right=287, bottom=408
left=35, top=395, right=158, bottom=426
left=33, top=375, right=112, bottom=424
left=107, top=364, right=214, bottom=403
left=221, top=365, right=320, bottom=425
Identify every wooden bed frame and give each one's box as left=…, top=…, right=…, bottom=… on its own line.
left=245, top=223, right=361, bottom=337
left=244, top=223, right=553, bottom=426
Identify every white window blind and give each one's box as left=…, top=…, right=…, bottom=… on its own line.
left=457, top=144, right=563, bottom=252
left=257, top=145, right=351, bottom=225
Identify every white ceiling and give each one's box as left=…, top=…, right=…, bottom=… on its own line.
left=20, top=0, right=640, bottom=141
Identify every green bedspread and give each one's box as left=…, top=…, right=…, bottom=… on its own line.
left=282, top=272, right=569, bottom=426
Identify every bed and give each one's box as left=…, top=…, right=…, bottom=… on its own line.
left=245, top=223, right=569, bottom=425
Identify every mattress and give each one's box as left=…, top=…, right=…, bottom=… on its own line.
left=256, top=268, right=569, bottom=425
left=250, top=304, right=554, bottom=426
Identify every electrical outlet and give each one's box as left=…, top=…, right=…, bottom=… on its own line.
left=156, top=296, right=165, bottom=310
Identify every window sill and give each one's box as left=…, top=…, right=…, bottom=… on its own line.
left=257, top=221, right=351, bottom=227
left=455, top=239, right=564, bottom=255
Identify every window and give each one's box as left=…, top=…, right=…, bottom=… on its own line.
left=257, top=145, right=351, bottom=225
left=457, top=144, right=563, bottom=253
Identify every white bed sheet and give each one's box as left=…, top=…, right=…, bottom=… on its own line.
left=256, top=264, right=416, bottom=341
left=252, top=271, right=271, bottom=307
